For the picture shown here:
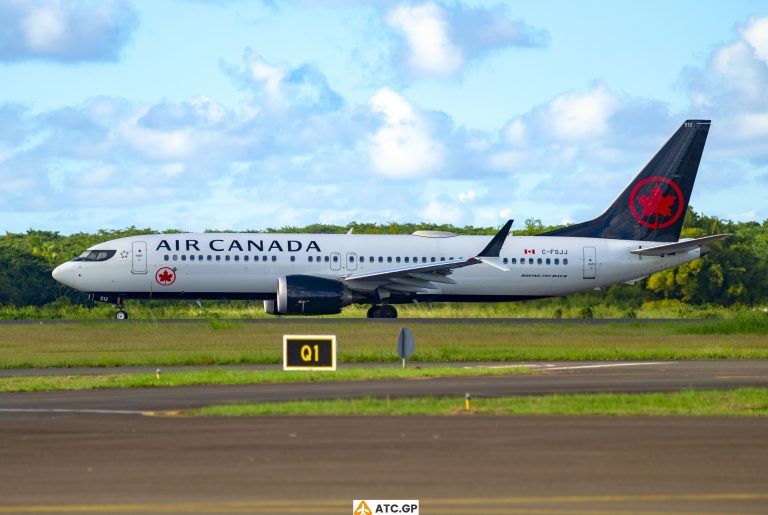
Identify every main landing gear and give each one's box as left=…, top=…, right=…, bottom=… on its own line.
left=366, top=305, right=398, bottom=319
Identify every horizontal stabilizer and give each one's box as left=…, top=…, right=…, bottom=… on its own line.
left=630, top=234, right=730, bottom=256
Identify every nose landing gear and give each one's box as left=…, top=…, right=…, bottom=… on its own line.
left=366, top=305, right=398, bottom=318
left=114, top=296, right=129, bottom=320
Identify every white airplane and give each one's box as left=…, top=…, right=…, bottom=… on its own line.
left=53, top=120, right=727, bottom=319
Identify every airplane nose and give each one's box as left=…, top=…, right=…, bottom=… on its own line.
left=52, top=262, right=74, bottom=287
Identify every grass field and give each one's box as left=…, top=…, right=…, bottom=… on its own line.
left=0, top=366, right=532, bottom=393
left=0, top=317, right=766, bottom=368
left=192, top=387, right=768, bottom=417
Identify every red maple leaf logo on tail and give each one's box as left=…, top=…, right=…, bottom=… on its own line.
left=637, top=185, right=676, bottom=228
left=628, top=176, right=685, bottom=230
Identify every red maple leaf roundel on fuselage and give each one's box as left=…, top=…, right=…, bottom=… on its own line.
left=628, top=176, right=685, bottom=230
left=155, top=267, right=176, bottom=286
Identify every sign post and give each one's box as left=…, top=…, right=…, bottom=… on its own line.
left=396, top=328, right=415, bottom=368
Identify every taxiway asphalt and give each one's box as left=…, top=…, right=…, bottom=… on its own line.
left=1, top=360, right=768, bottom=412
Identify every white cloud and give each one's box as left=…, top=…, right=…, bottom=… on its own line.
left=385, top=1, right=546, bottom=80
left=386, top=2, right=463, bottom=77
left=421, top=199, right=462, bottom=224
left=368, top=88, right=445, bottom=178
left=22, top=2, right=67, bottom=52
left=457, top=189, right=476, bottom=203
left=742, top=17, right=768, bottom=64
left=682, top=17, right=768, bottom=149
left=247, top=54, right=286, bottom=106
left=0, top=0, right=138, bottom=62
left=543, top=85, right=619, bottom=141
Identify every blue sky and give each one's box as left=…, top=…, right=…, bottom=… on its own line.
left=1, top=0, right=767, bottom=234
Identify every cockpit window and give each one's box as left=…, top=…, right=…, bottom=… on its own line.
left=73, top=250, right=117, bottom=262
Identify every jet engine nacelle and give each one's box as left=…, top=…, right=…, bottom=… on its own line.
left=273, top=275, right=353, bottom=315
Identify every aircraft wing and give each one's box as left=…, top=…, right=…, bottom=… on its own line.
left=630, top=234, right=731, bottom=257
left=341, top=220, right=513, bottom=294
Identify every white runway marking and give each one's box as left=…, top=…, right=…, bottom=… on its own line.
left=464, top=362, right=674, bottom=371
left=541, top=362, right=675, bottom=371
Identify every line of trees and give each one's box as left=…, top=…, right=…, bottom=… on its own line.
left=0, top=208, right=766, bottom=308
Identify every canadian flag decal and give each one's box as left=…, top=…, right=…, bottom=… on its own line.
left=523, top=249, right=536, bottom=255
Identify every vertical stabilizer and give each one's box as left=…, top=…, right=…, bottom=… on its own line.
left=541, top=120, right=710, bottom=242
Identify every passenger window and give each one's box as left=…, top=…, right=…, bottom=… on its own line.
left=404, top=257, right=409, bottom=263
left=379, top=257, right=383, bottom=263
left=511, top=258, right=517, bottom=264
left=173, top=255, right=178, bottom=261
left=529, top=258, right=534, bottom=264
left=537, top=258, right=542, bottom=265
left=333, top=255, right=338, bottom=262
left=290, top=256, right=295, bottom=262
left=324, top=256, right=329, bottom=263
left=422, top=257, right=427, bottom=263
left=308, top=256, right=313, bottom=262
left=263, top=256, right=268, bottom=262
left=502, top=258, right=508, bottom=264
left=349, top=255, right=354, bottom=262
left=387, top=257, right=392, bottom=263
left=396, top=257, right=401, bottom=263
left=555, top=258, right=559, bottom=265
left=546, top=258, right=551, bottom=265
left=431, top=257, right=436, bottom=263
left=216, top=255, right=221, bottom=261
left=207, top=255, right=212, bottom=261
left=225, top=255, right=230, bottom=261
left=370, top=256, right=374, bottom=263
left=164, top=255, right=169, bottom=261
left=190, top=255, right=195, bottom=261
left=244, top=256, right=249, bottom=262
left=563, top=258, right=568, bottom=265
left=272, top=256, right=277, bottom=262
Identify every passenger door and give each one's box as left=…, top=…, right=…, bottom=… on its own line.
left=583, top=246, right=596, bottom=279
left=132, top=241, right=148, bottom=274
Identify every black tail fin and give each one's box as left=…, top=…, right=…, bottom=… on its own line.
left=541, top=120, right=710, bottom=242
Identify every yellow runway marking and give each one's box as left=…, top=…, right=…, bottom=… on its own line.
left=0, top=494, right=766, bottom=513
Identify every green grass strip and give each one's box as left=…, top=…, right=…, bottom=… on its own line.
left=0, top=366, right=530, bottom=393
left=192, top=387, right=768, bottom=417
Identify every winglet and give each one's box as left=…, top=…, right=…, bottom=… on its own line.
left=478, top=220, right=513, bottom=257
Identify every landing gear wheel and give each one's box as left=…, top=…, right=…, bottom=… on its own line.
left=367, top=305, right=398, bottom=318
left=115, top=310, right=128, bottom=320
left=380, top=305, right=398, bottom=318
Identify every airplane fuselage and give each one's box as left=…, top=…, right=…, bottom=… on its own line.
left=53, top=232, right=700, bottom=304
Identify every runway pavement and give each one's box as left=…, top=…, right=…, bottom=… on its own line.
left=1, top=361, right=768, bottom=513
left=1, top=413, right=767, bottom=513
